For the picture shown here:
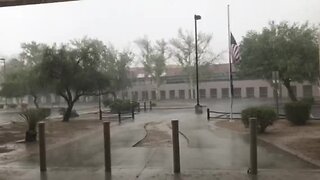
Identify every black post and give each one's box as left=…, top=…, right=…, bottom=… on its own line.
left=194, top=14, right=202, bottom=114
left=171, top=119, right=180, bottom=173
left=131, top=107, right=135, bottom=120
left=144, top=101, right=146, bottom=112
left=207, top=108, right=210, bottom=120
left=103, top=121, right=111, bottom=173
left=38, top=122, right=46, bottom=172
left=149, top=101, right=152, bottom=111
left=195, top=15, right=200, bottom=106
left=248, top=117, right=258, bottom=175
left=118, top=112, right=121, bottom=125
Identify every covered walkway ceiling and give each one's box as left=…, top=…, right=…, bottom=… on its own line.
left=0, top=0, right=77, bottom=7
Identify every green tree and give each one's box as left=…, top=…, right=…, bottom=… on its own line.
left=0, top=59, right=27, bottom=104
left=170, top=29, right=216, bottom=99
left=19, top=42, right=51, bottom=108
left=40, top=39, right=109, bottom=122
left=0, top=71, right=26, bottom=103
left=238, top=21, right=319, bottom=101
left=135, top=37, right=168, bottom=100
left=100, top=45, right=133, bottom=99
left=20, top=41, right=48, bottom=67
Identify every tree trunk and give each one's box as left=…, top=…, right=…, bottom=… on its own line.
left=25, top=130, right=37, bottom=142
left=283, top=79, right=298, bottom=102
left=156, top=79, right=161, bottom=101
left=111, top=92, right=117, bottom=100
left=63, top=102, right=74, bottom=122
left=32, top=95, right=39, bottom=109
left=156, top=88, right=160, bottom=101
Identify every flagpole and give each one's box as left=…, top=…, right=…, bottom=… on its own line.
left=227, top=5, right=233, bottom=122
left=318, top=31, right=320, bottom=97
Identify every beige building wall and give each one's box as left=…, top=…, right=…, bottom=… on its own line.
left=125, top=79, right=320, bottom=101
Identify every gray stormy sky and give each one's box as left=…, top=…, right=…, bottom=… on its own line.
left=0, top=0, right=319, bottom=64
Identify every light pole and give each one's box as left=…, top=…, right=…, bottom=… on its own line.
left=0, top=58, right=6, bottom=106
left=194, top=14, right=202, bottom=114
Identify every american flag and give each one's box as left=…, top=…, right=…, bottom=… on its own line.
left=231, top=33, right=241, bottom=63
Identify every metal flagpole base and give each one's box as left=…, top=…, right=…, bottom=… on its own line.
left=195, top=104, right=203, bottom=114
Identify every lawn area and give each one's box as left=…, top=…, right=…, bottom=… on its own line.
left=0, top=118, right=102, bottom=164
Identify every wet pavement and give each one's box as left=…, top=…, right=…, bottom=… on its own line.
left=1, top=109, right=319, bottom=179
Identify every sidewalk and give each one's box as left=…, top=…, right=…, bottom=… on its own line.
left=1, top=167, right=320, bottom=180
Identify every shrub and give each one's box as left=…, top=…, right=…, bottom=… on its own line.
left=21, top=103, right=28, bottom=110
left=301, top=97, right=314, bottom=110
left=20, top=108, right=50, bottom=142
left=131, top=101, right=140, bottom=110
left=151, top=102, right=157, bottom=107
left=58, top=108, right=79, bottom=118
left=109, top=99, right=139, bottom=113
left=301, top=97, right=314, bottom=106
left=241, top=106, right=277, bottom=133
left=7, top=104, right=17, bottom=108
left=38, top=108, right=51, bottom=118
left=285, top=101, right=310, bottom=125
left=103, top=98, right=113, bottom=107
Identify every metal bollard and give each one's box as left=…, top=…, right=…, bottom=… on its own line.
left=103, top=121, right=111, bottom=173
left=248, top=117, right=258, bottom=175
left=38, top=122, right=46, bottom=172
left=207, top=108, right=210, bottom=120
left=144, top=101, right=146, bottom=112
left=171, top=119, right=180, bottom=173
left=118, top=112, right=121, bottom=124
left=138, top=103, right=141, bottom=112
left=99, top=109, right=102, bottom=121
left=149, top=101, right=152, bottom=111
left=131, top=108, right=135, bottom=120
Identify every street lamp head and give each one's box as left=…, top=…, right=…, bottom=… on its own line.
left=194, top=14, right=201, bottom=20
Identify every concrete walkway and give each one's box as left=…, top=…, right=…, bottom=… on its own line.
left=0, top=109, right=319, bottom=180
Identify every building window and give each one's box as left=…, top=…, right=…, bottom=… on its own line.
left=234, top=88, right=241, bottom=98
left=188, top=89, right=196, bottom=99
left=151, top=91, right=156, bottom=100
left=210, top=88, right=217, bottom=98
left=222, top=88, right=229, bottom=98
left=246, top=87, right=254, bottom=98
left=303, top=85, right=313, bottom=98
left=132, top=91, right=138, bottom=101
left=46, top=94, right=51, bottom=104
left=259, top=87, right=268, bottom=98
left=169, top=90, right=175, bottom=99
left=179, top=90, right=185, bottom=99
left=160, top=90, right=166, bottom=100
left=199, top=89, right=206, bottom=99
left=142, top=91, right=148, bottom=100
